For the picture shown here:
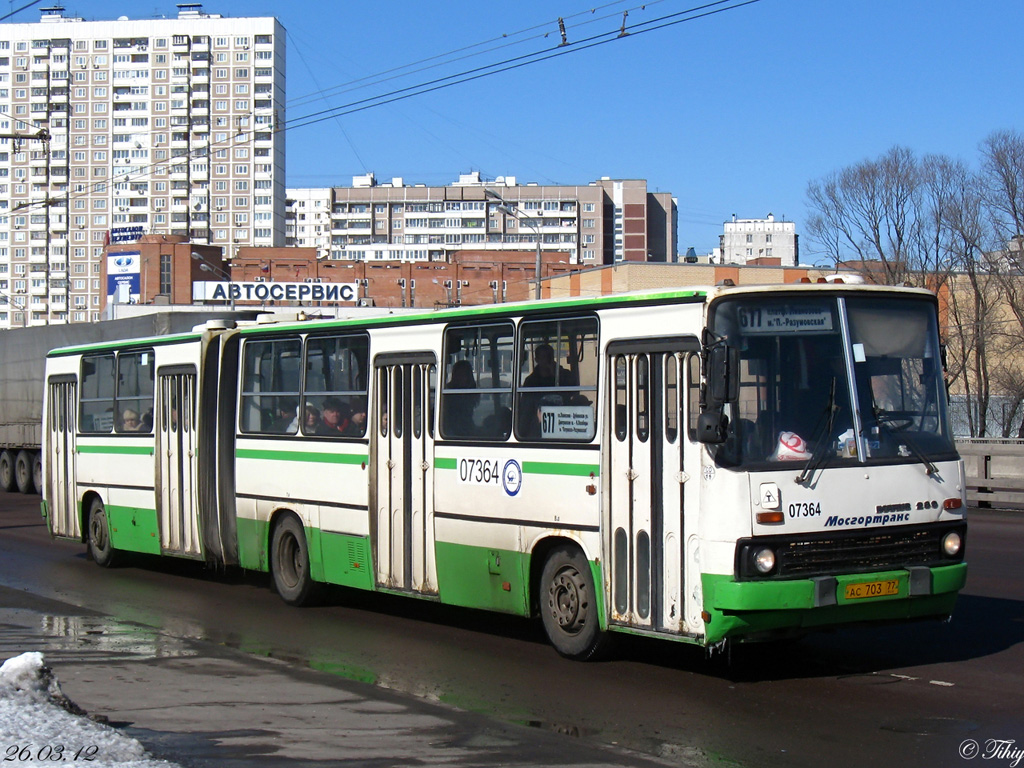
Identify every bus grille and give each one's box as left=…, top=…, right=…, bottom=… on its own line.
left=736, top=522, right=966, bottom=580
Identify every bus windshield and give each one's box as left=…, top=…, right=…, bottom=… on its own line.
left=710, top=295, right=956, bottom=469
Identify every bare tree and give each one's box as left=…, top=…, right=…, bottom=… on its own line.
left=806, top=146, right=954, bottom=286
left=805, top=141, right=1023, bottom=436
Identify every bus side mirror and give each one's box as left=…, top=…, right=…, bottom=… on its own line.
left=697, top=411, right=729, bottom=444
left=706, top=345, right=739, bottom=405
left=697, top=344, right=738, bottom=445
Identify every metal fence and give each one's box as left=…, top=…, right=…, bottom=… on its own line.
left=957, top=439, right=1024, bottom=509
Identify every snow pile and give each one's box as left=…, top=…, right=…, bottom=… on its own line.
left=0, top=652, right=179, bottom=768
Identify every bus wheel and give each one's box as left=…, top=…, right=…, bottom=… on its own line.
left=87, top=499, right=118, bottom=568
left=0, top=450, right=14, bottom=492
left=15, top=450, right=34, bottom=494
left=540, top=545, right=610, bottom=661
left=271, top=515, right=318, bottom=606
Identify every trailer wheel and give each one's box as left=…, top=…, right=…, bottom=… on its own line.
left=86, top=498, right=118, bottom=568
left=0, top=450, right=14, bottom=492
left=32, top=453, right=42, bottom=495
left=15, top=450, right=34, bottom=494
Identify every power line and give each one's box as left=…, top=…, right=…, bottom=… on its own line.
left=286, top=0, right=670, bottom=110
left=286, top=0, right=758, bottom=132
left=0, top=0, right=44, bottom=24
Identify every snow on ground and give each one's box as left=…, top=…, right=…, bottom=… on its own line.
left=0, top=652, right=179, bottom=768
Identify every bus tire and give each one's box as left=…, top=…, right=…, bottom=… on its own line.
left=0, top=450, right=15, bottom=492
left=539, top=545, right=610, bottom=661
left=270, top=515, right=319, bottom=606
left=86, top=498, right=118, bottom=568
left=15, top=450, right=34, bottom=494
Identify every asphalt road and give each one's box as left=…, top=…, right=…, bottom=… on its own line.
left=1, top=492, right=1021, bottom=768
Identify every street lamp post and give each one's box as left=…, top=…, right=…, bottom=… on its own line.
left=191, top=251, right=234, bottom=309
left=485, top=189, right=543, bottom=300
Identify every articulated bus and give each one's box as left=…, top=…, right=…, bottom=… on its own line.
left=40, top=283, right=967, bottom=659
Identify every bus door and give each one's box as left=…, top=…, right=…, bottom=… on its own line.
left=155, top=367, right=201, bottom=556
left=45, top=376, right=79, bottom=538
left=606, top=338, right=701, bottom=634
left=372, top=354, right=437, bottom=594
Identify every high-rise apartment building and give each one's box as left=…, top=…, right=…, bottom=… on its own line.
left=286, top=172, right=676, bottom=266
left=718, top=213, right=799, bottom=267
left=0, top=3, right=285, bottom=327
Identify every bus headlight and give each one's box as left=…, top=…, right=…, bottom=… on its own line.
left=942, top=531, right=962, bottom=557
left=752, top=547, right=776, bottom=574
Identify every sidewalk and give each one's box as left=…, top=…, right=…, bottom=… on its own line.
left=0, top=586, right=693, bottom=768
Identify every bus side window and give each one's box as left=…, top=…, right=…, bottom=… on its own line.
left=302, top=333, right=369, bottom=438
left=240, top=338, right=301, bottom=434
left=80, top=352, right=115, bottom=433
left=614, top=356, right=628, bottom=442
left=687, top=353, right=701, bottom=441
left=516, top=316, right=599, bottom=443
left=441, top=323, right=513, bottom=440
left=115, top=349, right=155, bottom=433
left=665, top=354, right=679, bottom=444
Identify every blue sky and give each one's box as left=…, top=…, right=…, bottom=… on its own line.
left=24, top=0, right=1024, bottom=258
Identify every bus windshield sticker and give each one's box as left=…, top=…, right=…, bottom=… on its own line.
left=738, top=304, right=833, bottom=334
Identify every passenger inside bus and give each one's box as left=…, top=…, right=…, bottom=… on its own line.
left=119, top=408, right=142, bottom=432
left=302, top=404, right=320, bottom=433
left=270, top=398, right=299, bottom=433
left=317, top=397, right=350, bottom=435
left=443, top=360, right=478, bottom=437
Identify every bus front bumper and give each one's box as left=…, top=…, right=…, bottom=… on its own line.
left=701, top=562, right=967, bottom=645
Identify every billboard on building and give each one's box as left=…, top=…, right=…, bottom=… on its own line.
left=192, top=281, right=359, bottom=303
left=106, top=251, right=141, bottom=304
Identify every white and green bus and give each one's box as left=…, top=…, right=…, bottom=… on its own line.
left=41, top=283, right=967, bottom=659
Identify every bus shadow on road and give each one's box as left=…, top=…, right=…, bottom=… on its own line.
left=611, top=592, right=1023, bottom=682
left=82, top=551, right=1020, bottom=681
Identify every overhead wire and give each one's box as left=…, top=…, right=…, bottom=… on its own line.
left=286, top=0, right=671, bottom=110
left=286, top=0, right=759, bottom=131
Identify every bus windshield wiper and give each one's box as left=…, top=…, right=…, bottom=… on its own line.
left=796, top=378, right=838, bottom=486
left=873, top=407, right=938, bottom=476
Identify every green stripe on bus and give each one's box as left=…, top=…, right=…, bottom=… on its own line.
left=49, top=332, right=202, bottom=357
left=523, top=461, right=599, bottom=477
left=77, top=445, right=155, bottom=456
left=434, top=456, right=597, bottom=477
left=237, top=289, right=708, bottom=336
left=236, top=448, right=368, bottom=465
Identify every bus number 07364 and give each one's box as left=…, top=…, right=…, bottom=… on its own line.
left=458, top=458, right=500, bottom=485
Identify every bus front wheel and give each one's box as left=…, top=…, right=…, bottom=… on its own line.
left=87, top=499, right=118, bottom=568
left=540, top=545, right=611, bottom=661
left=270, top=515, right=319, bottom=606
